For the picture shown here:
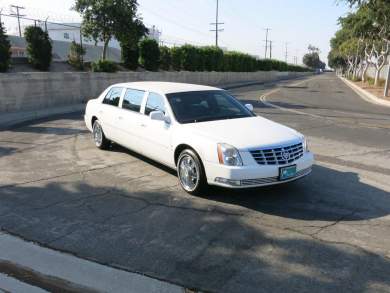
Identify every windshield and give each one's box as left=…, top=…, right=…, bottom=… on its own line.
left=166, top=90, right=255, bottom=124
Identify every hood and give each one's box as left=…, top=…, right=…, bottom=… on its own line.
left=182, top=116, right=302, bottom=150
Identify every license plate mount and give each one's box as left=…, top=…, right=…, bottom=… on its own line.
left=279, top=165, right=297, bottom=181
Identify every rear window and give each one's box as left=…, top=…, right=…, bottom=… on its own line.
left=103, top=87, right=123, bottom=107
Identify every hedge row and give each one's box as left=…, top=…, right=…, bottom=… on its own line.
left=127, top=40, right=310, bottom=73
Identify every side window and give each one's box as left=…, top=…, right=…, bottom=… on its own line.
left=103, top=87, right=122, bottom=107
left=145, top=93, right=166, bottom=115
left=122, top=89, right=145, bottom=112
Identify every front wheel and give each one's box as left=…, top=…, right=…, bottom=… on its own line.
left=92, top=120, right=110, bottom=150
left=177, top=149, right=207, bottom=195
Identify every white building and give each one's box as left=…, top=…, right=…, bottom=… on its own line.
left=37, top=22, right=161, bottom=49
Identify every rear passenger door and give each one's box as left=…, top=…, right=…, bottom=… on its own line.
left=100, top=87, right=124, bottom=141
left=116, top=88, right=147, bottom=153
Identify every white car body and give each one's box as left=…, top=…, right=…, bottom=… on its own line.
left=84, top=82, right=314, bottom=189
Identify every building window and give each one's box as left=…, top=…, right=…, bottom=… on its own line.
left=64, top=32, right=70, bottom=39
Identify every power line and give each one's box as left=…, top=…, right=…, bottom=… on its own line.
left=210, top=0, right=224, bottom=47
left=10, top=5, right=25, bottom=37
left=263, top=28, right=271, bottom=59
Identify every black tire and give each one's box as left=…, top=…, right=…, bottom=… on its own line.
left=92, top=120, right=110, bottom=150
left=177, top=149, right=207, bottom=195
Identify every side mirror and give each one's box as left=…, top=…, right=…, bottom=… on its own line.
left=245, top=104, right=254, bottom=112
left=150, top=111, right=170, bottom=123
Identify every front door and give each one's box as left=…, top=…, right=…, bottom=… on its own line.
left=116, top=88, right=147, bottom=154
left=139, top=92, right=173, bottom=166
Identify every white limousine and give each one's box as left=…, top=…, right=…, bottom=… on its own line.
left=85, top=82, right=314, bottom=194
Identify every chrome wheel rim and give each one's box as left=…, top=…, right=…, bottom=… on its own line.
left=178, top=155, right=199, bottom=192
left=93, top=122, right=103, bottom=146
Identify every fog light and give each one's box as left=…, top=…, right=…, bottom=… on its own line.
left=215, top=177, right=241, bottom=186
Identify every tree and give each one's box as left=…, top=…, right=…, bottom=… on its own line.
left=68, top=41, right=86, bottom=70
left=74, top=0, right=146, bottom=61
left=340, top=0, right=390, bottom=91
left=122, top=43, right=139, bottom=70
left=0, top=21, right=11, bottom=72
left=139, top=39, right=160, bottom=71
left=24, top=26, right=52, bottom=71
left=120, top=18, right=147, bottom=70
left=303, top=45, right=324, bottom=69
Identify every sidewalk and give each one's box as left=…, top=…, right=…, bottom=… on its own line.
left=0, top=232, right=185, bottom=293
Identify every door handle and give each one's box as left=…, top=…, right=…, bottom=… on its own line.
left=98, top=110, right=103, bottom=115
left=118, top=116, right=123, bottom=120
left=140, top=123, right=146, bottom=127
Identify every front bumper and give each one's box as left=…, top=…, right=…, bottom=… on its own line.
left=205, top=151, right=314, bottom=188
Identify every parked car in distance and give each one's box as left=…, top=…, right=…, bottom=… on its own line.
left=85, top=82, right=314, bottom=194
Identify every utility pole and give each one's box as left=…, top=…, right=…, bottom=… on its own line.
left=10, top=5, right=25, bottom=37
left=284, top=42, right=289, bottom=63
left=269, top=40, right=273, bottom=59
left=263, top=28, right=271, bottom=59
left=210, top=0, right=224, bottom=47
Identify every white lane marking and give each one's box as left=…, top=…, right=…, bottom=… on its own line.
left=259, top=76, right=323, bottom=119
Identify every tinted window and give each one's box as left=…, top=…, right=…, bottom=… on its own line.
left=103, top=87, right=122, bottom=107
left=145, top=93, right=165, bottom=115
left=166, top=90, right=254, bottom=124
left=122, top=89, right=145, bottom=112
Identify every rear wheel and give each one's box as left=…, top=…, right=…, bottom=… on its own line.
left=92, top=120, right=110, bottom=150
left=177, top=149, right=207, bottom=195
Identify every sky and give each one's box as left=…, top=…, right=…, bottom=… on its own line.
left=0, top=0, right=351, bottom=65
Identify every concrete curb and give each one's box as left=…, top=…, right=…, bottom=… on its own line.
left=0, top=232, right=185, bottom=293
left=338, top=76, right=390, bottom=108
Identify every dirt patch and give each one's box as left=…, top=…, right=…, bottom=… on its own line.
left=352, top=81, right=390, bottom=102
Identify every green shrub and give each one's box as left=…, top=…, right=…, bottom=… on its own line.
left=180, top=44, right=200, bottom=71
left=222, top=51, right=257, bottom=72
left=171, top=47, right=183, bottom=71
left=0, top=22, right=11, bottom=72
left=68, top=41, right=85, bottom=70
left=91, top=60, right=117, bottom=72
left=139, top=38, right=160, bottom=71
left=24, top=26, right=52, bottom=71
left=199, top=46, right=223, bottom=71
left=159, top=46, right=171, bottom=71
left=121, top=42, right=139, bottom=70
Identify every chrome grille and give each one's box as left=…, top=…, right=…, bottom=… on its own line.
left=250, top=142, right=304, bottom=165
left=241, top=167, right=312, bottom=186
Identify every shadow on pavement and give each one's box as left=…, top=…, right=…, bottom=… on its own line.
left=0, top=167, right=389, bottom=292
left=10, top=125, right=89, bottom=136
left=0, top=146, right=17, bottom=158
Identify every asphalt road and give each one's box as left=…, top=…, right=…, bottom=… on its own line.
left=1, top=73, right=390, bottom=292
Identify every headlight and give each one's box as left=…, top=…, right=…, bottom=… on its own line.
left=303, top=137, right=309, bottom=152
left=217, top=143, right=243, bottom=166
